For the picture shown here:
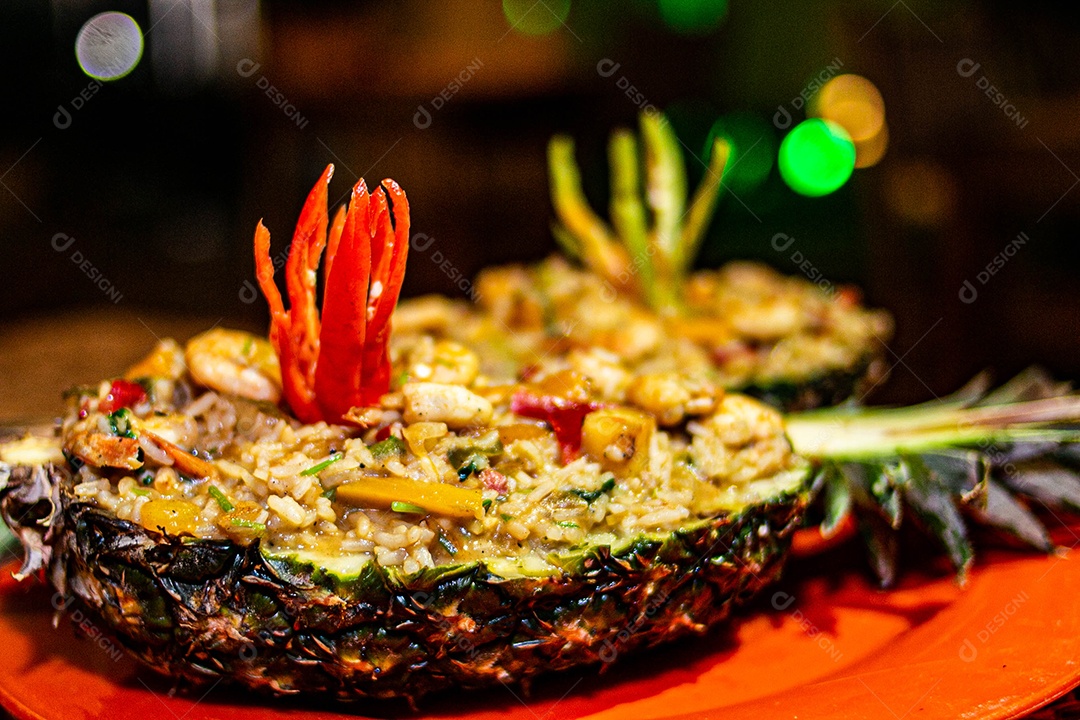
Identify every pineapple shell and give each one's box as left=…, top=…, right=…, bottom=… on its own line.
left=1, top=462, right=809, bottom=701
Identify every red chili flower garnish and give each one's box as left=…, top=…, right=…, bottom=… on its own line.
left=98, top=379, right=147, bottom=414
left=511, top=390, right=603, bottom=461
left=254, top=165, right=410, bottom=424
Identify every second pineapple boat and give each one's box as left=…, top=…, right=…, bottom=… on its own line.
left=1, top=161, right=1079, bottom=700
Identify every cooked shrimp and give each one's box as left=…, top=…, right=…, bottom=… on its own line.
left=184, top=329, right=282, bottom=403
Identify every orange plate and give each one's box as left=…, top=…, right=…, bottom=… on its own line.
left=0, top=527, right=1078, bottom=720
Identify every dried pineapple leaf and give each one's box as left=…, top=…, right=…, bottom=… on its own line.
left=903, top=456, right=974, bottom=582
left=975, top=479, right=1053, bottom=551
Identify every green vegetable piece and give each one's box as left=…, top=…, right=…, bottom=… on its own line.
left=108, top=408, right=137, bottom=439
left=321, top=487, right=337, bottom=502
left=455, top=453, right=489, bottom=481
left=555, top=521, right=579, bottom=529
left=370, top=436, right=406, bottom=460
left=208, top=486, right=234, bottom=512
left=436, top=530, right=458, bottom=556
left=571, top=476, right=616, bottom=504
left=301, top=452, right=343, bottom=476
left=391, top=501, right=427, bottom=515
left=231, top=519, right=266, bottom=533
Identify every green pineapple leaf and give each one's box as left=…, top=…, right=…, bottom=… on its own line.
left=976, top=479, right=1053, bottom=552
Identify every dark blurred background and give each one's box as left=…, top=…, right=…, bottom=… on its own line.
left=2, top=0, right=1080, bottom=420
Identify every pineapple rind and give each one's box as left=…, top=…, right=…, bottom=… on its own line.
left=4, top=462, right=809, bottom=700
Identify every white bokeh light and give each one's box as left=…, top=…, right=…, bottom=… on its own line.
left=75, top=12, right=144, bottom=81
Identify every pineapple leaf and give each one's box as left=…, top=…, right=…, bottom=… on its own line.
left=855, top=507, right=900, bottom=588
left=820, top=466, right=852, bottom=538
left=920, top=450, right=988, bottom=507
left=842, top=461, right=903, bottom=529
left=1004, top=459, right=1080, bottom=513
left=678, top=136, right=730, bottom=275
left=976, top=479, right=1053, bottom=551
left=901, top=456, right=974, bottom=582
left=976, top=366, right=1070, bottom=406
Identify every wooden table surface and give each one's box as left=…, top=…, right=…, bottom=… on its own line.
left=0, top=308, right=257, bottom=424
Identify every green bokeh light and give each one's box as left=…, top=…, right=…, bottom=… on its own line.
left=778, top=119, right=856, bottom=197
left=502, top=0, right=572, bottom=36
left=704, top=113, right=775, bottom=193
left=658, top=0, right=729, bottom=34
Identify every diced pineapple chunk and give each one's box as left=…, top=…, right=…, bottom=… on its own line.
left=140, top=499, right=200, bottom=535
left=581, top=407, right=655, bottom=476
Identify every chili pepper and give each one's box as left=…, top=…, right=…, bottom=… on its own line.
left=510, top=390, right=604, bottom=461
left=99, top=379, right=147, bottom=414
left=254, top=165, right=411, bottom=424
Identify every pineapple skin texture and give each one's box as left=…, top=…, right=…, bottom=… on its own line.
left=4, top=464, right=808, bottom=701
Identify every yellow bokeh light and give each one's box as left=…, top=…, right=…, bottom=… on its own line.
left=855, top=122, right=889, bottom=169
left=811, top=74, right=887, bottom=166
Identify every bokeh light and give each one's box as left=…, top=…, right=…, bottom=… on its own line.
left=778, top=119, right=856, bottom=197
left=704, top=113, right=775, bottom=193
left=75, top=12, right=144, bottom=81
left=502, top=0, right=572, bottom=36
left=658, top=0, right=729, bottom=34
left=811, top=74, right=888, bottom=168
left=854, top=122, right=889, bottom=169
left=884, top=158, right=958, bottom=228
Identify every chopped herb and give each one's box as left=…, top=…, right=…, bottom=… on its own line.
left=436, top=530, right=458, bottom=556
left=241, top=335, right=254, bottom=357
left=370, top=436, right=406, bottom=459
left=394, top=369, right=410, bottom=387
left=131, top=488, right=151, bottom=497
left=447, top=435, right=504, bottom=469
left=208, top=486, right=234, bottom=512
left=556, top=521, right=579, bottom=529
left=108, top=408, right=137, bottom=439
left=482, top=499, right=493, bottom=511
left=500, top=513, right=514, bottom=522
left=231, top=519, right=266, bottom=532
left=137, top=469, right=155, bottom=486
left=571, top=476, right=617, bottom=504
left=321, top=487, right=337, bottom=501
left=455, top=453, right=489, bottom=481
left=391, top=501, right=427, bottom=515
left=301, top=452, right=343, bottom=476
